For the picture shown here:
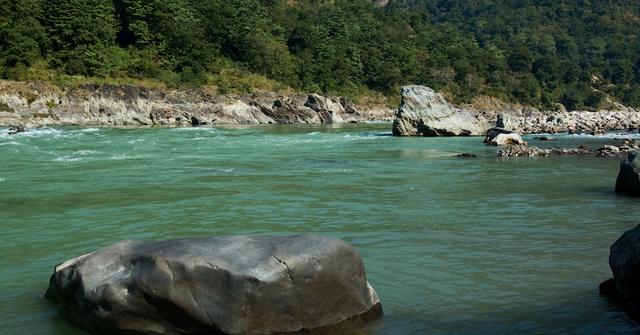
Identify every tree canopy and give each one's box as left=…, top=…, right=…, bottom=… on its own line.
left=0, top=0, right=639, bottom=110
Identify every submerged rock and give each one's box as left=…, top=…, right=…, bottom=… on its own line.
left=392, top=85, right=490, bottom=136
left=457, top=153, right=478, bottom=158
left=45, top=235, right=382, bottom=335
left=8, top=125, right=26, bottom=134
left=534, top=136, right=555, bottom=141
left=597, top=145, right=622, bottom=157
left=601, top=225, right=640, bottom=322
left=616, top=152, right=640, bottom=196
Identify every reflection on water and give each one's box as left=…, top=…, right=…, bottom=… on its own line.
left=1, top=124, right=639, bottom=334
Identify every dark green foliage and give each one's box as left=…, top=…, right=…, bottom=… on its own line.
left=0, top=0, right=639, bottom=109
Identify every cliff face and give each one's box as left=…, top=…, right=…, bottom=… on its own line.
left=0, top=81, right=394, bottom=127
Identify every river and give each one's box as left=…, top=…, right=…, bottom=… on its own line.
left=1, top=124, right=639, bottom=334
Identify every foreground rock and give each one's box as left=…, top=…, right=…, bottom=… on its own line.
left=483, top=127, right=527, bottom=146
left=616, top=153, right=640, bottom=196
left=0, top=81, right=394, bottom=127
left=46, top=235, right=382, bottom=335
left=600, top=225, right=640, bottom=322
left=392, top=85, right=491, bottom=136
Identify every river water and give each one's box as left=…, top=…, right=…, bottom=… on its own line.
left=1, top=124, right=639, bottom=334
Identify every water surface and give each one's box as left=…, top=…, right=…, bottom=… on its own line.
left=1, top=124, right=639, bottom=334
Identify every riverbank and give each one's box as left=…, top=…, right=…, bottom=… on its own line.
left=2, top=80, right=640, bottom=135
left=0, top=80, right=394, bottom=127
left=393, top=86, right=640, bottom=137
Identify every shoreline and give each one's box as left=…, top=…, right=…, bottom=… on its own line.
left=0, top=80, right=395, bottom=128
left=2, top=81, right=639, bottom=136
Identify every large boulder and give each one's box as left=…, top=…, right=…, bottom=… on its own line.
left=45, top=235, right=382, bottom=335
left=600, top=225, right=640, bottom=322
left=483, top=128, right=527, bottom=146
left=616, top=152, right=640, bottom=196
left=392, top=85, right=491, bottom=136
left=304, top=94, right=346, bottom=123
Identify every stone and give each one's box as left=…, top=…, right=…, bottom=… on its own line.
left=8, top=125, right=26, bottom=134
left=497, top=146, right=592, bottom=157
left=535, top=136, right=555, bottom=141
left=392, top=85, right=491, bottom=136
left=456, top=153, right=477, bottom=158
left=304, top=94, right=345, bottom=123
left=616, top=152, right=640, bottom=196
left=45, top=235, right=382, bottom=335
left=483, top=128, right=527, bottom=146
left=339, top=97, right=357, bottom=114
left=495, top=113, right=520, bottom=132
left=601, top=225, right=640, bottom=322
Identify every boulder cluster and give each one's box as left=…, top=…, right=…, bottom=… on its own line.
left=392, top=85, right=639, bottom=137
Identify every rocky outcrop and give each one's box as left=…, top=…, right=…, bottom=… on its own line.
left=483, top=128, right=527, bottom=146
left=392, top=85, right=640, bottom=137
left=8, top=125, right=25, bottom=134
left=45, top=235, right=382, bottom=335
left=616, top=152, right=640, bottom=196
left=0, top=81, right=394, bottom=127
left=497, top=143, right=638, bottom=158
left=497, top=146, right=593, bottom=157
left=600, top=225, right=640, bottom=322
left=392, top=86, right=492, bottom=136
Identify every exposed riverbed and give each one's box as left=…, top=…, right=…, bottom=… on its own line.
left=1, top=124, right=639, bottom=334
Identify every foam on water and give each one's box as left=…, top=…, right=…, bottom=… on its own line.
left=110, top=154, right=130, bottom=160
left=567, top=131, right=640, bottom=139
left=0, top=141, right=22, bottom=146
left=22, top=128, right=64, bottom=137
left=75, top=150, right=99, bottom=156
left=54, top=155, right=83, bottom=162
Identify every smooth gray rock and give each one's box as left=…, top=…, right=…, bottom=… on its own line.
left=45, top=235, right=382, bottom=335
left=616, top=152, right=640, bottom=196
left=392, top=86, right=491, bottom=136
left=601, top=225, right=640, bottom=322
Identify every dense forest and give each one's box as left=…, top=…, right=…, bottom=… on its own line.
left=1, top=0, right=639, bottom=110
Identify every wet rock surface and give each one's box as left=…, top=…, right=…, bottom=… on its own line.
left=616, top=152, right=640, bottom=196
left=601, top=225, right=640, bottom=322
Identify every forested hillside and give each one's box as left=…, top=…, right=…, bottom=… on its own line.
left=1, top=0, right=639, bottom=110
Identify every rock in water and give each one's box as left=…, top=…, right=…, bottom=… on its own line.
left=483, top=127, right=527, bottom=146
left=392, top=85, right=490, bottom=136
left=616, top=152, right=640, bottom=196
left=45, top=235, right=382, bottom=335
left=601, top=225, right=640, bottom=322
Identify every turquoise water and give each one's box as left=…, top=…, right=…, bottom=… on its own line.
left=1, top=124, right=639, bottom=335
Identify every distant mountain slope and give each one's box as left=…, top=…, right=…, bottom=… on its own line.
left=0, top=0, right=638, bottom=110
